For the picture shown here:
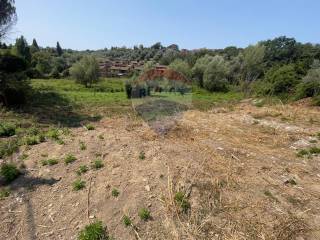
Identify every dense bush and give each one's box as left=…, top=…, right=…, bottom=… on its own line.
left=0, top=163, right=20, bottom=183
left=203, top=56, right=230, bottom=92
left=295, top=63, right=320, bottom=101
left=0, top=122, right=16, bottom=137
left=0, top=54, right=29, bottom=106
left=263, top=64, right=300, bottom=95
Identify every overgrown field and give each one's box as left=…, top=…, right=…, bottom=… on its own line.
left=3, top=79, right=320, bottom=239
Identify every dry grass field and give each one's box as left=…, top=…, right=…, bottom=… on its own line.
left=1, top=98, right=320, bottom=240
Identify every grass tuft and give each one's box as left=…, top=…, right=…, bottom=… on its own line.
left=174, top=191, right=191, bottom=213
left=77, top=165, right=89, bottom=176
left=122, top=215, right=132, bottom=227
left=138, top=208, right=151, bottom=221
left=111, top=188, right=120, bottom=197
left=0, top=188, right=10, bottom=200
left=42, top=159, right=58, bottom=166
left=139, top=151, right=145, bottom=160
left=78, top=221, right=108, bottom=240
left=65, top=154, right=77, bottom=164
left=92, top=159, right=104, bottom=170
left=0, top=122, right=16, bottom=137
left=79, top=141, right=86, bottom=150
left=73, top=179, right=86, bottom=191
left=0, top=163, right=20, bottom=183
left=85, top=124, right=95, bottom=131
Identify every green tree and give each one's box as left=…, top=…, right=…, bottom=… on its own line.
left=192, top=54, right=215, bottom=87
left=264, top=64, right=300, bottom=95
left=262, top=36, right=299, bottom=66
left=30, top=38, right=39, bottom=53
left=56, top=41, right=63, bottom=56
left=31, top=51, right=52, bottom=75
left=0, top=0, right=16, bottom=40
left=70, top=56, right=100, bottom=87
left=241, top=44, right=266, bottom=82
left=14, top=36, right=31, bottom=62
left=203, top=55, right=230, bottom=92
left=295, top=60, right=320, bottom=100
left=169, top=59, right=192, bottom=79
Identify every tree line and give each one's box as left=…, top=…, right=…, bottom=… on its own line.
left=0, top=0, right=319, bottom=106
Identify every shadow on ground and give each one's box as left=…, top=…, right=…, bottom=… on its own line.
left=18, top=91, right=101, bottom=127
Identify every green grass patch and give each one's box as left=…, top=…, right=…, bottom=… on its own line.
left=111, top=188, right=120, bottom=197
left=138, top=208, right=151, bottom=221
left=0, top=188, right=10, bottom=200
left=73, top=179, right=86, bottom=191
left=0, top=122, right=16, bottom=137
left=0, top=163, right=20, bottom=183
left=92, top=159, right=104, bottom=170
left=79, top=141, right=86, bottom=150
left=174, top=191, right=191, bottom=213
left=139, top=151, right=145, bottom=160
left=122, top=215, right=132, bottom=227
left=76, top=165, right=89, bottom=176
left=42, top=159, right=58, bottom=166
left=309, top=147, right=320, bottom=154
left=0, top=139, right=20, bottom=158
left=85, top=124, right=95, bottom=131
left=78, top=221, right=108, bottom=240
left=65, top=154, right=77, bottom=164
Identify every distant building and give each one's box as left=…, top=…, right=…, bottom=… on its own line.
left=99, top=59, right=145, bottom=77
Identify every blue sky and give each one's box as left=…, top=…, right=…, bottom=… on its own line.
left=8, top=0, right=320, bottom=50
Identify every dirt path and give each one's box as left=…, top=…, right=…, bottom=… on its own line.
left=1, top=102, right=320, bottom=240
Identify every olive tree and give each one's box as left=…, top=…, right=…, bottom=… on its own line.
left=70, top=56, right=100, bottom=87
left=169, top=59, right=192, bottom=79
left=192, top=54, right=215, bottom=87
left=203, top=55, right=230, bottom=92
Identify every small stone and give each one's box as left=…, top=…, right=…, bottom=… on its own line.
left=89, top=215, right=95, bottom=219
left=148, top=203, right=152, bottom=207
left=145, top=185, right=151, bottom=191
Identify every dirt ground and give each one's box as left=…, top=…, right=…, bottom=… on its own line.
left=1, top=100, right=320, bottom=240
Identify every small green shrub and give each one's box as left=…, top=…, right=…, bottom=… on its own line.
left=47, top=159, right=58, bottom=166
left=79, top=141, right=86, bottom=150
left=138, top=208, right=151, bottom=221
left=0, top=139, right=20, bottom=158
left=139, top=151, right=145, bottom=160
left=24, top=134, right=45, bottom=145
left=65, top=154, right=77, bottom=164
left=123, top=215, right=132, bottom=227
left=0, top=122, right=16, bottom=137
left=111, top=188, right=119, bottom=197
left=0, top=188, right=10, bottom=200
left=317, top=133, right=320, bottom=140
left=309, top=147, right=320, bottom=154
left=174, top=191, right=191, bottom=213
left=41, top=159, right=59, bottom=166
left=92, top=159, right=104, bottom=170
left=46, top=128, right=60, bottom=140
left=85, top=124, right=95, bottom=131
left=98, top=134, right=104, bottom=140
left=297, top=149, right=309, bottom=158
left=78, top=221, right=108, bottom=240
left=0, top=163, right=20, bottom=183
left=77, top=165, right=89, bottom=175
left=73, top=179, right=86, bottom=191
